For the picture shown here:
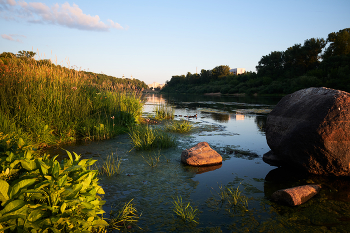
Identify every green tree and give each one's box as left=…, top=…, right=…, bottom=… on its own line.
left=212, top=65, right=230, bottom=78
left=17, top=50, right=36, bottom=58
left=323, top=28, right=350, bottom=59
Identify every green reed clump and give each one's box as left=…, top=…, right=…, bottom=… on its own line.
left=172, top=196, right=199, bottom=224
left=154, top=104, right=174, bottom=120
left=0, top=55, right=143, bottom=147
left=142, top=151, right=162, bottom=167
left=217, top=184, right=249, bottom=211
left=129, top=125, right=176, bottom=150
left=165, top=120, right=193, bottom=133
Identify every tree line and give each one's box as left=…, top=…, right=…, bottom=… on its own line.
left=0, top=50, right=148, bottom=91
left=161, top=28, right=350, bottom=95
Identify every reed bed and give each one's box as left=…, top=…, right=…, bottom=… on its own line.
left=154, top=104, right=174, bottom=120
left=0, top=56, right=143, bottom=147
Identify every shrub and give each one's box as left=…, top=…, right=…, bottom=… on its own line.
left=0, top=133, right=107, bottom=232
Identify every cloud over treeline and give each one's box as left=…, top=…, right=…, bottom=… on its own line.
left=1, top=33, right=26, bottom=42
left=0, top=0, right=124, bottom=31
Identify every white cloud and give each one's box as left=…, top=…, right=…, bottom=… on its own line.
left=1, top=33, right=24, bottom=42
left=0, top=0, right=125, bottom=31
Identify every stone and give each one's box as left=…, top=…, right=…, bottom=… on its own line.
left=181, top=142, right=222, bottom=166
left=271, top=184, right=321, bottom=206
left=265, top=87, right=350, bottom=176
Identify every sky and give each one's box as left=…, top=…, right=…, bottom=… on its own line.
left=0, top=0, right=349, bottom=85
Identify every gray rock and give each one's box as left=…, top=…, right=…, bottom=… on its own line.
left=181, top=142, right=222, bottom=166
left=265, top=87, right=350, bottom=176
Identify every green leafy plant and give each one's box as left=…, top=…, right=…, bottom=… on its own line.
left=0, top=134, right=108, bottom=232
left=165, top=120, right=193, bottom=133
left=107, top=199, right=140, bottom=231
left=172, top=196, right=198, bottom=224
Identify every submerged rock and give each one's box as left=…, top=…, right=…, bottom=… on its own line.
left=265, top=87, right=350, bottom=176
left=271, top=184, right=321, bottom=206
left=181, top=142, right=222, bottom=166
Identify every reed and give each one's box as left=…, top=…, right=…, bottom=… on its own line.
left=107, top=199, right=140, bottom=231
left=0, top=55, right=143, bottom=147
left=129, top=125, right=176, bottom=150
left=142, top=150, right=162, bottom=167
left=99, top=153, right=123, bottom=176
left=165, top=120, right=193, bottom=133
left=154, top=103, right=174, bottom=120
left=217, top=184, right=248, bottom=211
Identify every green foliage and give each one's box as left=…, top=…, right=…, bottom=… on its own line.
left=162, top=28, right=350, bottom=95
left=165, top=120, right=193, bottom=133
left=154, top=104, right=174, bottom=120
left=0, top=53, right=144, bottom=146
left=172, top=196, right=198, bottom=224
left=0, top=134, right=108, bottom=232
left=128, top=125, right=176, bottom=151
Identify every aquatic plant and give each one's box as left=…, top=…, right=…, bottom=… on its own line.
left=154, top=104, right=174, bottom=120
left=172, top=196, right=198, bottom=224
left=129, top=125, right=176, bottom=150
left=107, top=199, right=140, bottom=231
left=165, top=120, right=193, bottom=133
left=142, top=151, right=162, bottom=167
left=216, top=184, right=249, bottom=211
left=99, top=153, right=123, bottom=176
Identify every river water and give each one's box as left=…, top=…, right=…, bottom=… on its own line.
left=51, top=93, right=350, bottom=232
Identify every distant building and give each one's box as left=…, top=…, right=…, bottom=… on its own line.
left=148, top=82, right=165, bottom=89
left=229, top=68, right=245, bottom=75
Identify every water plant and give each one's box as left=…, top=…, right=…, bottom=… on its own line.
left=172, top=196, right=198, bottom=224
left=99, top=153, right=123, bottom=176
left=216, top=183, right=249, bottom=211
left=128, top=125, right=176, bottom=150
left=165, top=120, right=193, bottom=133
left=142, top=151, right=162, bottom=167
left=154, top=104, right=174, bottom=120
left=107, top=199, right=140, bottom=231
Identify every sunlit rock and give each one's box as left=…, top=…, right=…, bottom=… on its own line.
left=271, top=184, right=321, bottom=206
left=181, top=142, right=222, bottom=166
left=265, top=87, right=350, bottom=176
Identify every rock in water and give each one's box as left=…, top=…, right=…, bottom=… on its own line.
left=271, top=184, right=321, bottom=206
left=265, top=87, right=350, bottom=176
left=181, top=142, right=222, bottom=166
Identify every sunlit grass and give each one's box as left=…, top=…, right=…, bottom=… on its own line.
left=98, top=153, right=123, bottom=176
left=107, top=199, right=140, bottom=231
left=142, top=150, right=162, bottom=167
left=0, top=55, right=143, bottom=147
left=217, top=183, right=249, bottom=211
left=165, top=120, right=193, bottom=133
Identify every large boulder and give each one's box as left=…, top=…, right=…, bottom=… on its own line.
left=265, top=87, right=350, bottom=176
left=181, top=142, right=222, bottom=166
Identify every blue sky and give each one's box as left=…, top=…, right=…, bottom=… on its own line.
left=1, top=0, right=349, bottom=85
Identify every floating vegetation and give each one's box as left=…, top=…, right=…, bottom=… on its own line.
left=221, top=146, right=260, bottom=160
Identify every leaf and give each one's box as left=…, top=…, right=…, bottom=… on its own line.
left=63, top=165, right=82, bottom=174
left=36, top=159, right=49, bottom=175
left=0, top=199, right=25, bottom=216
left=34, top=180, right=51, bottom=190
left=60, top=203, right=66, bottom=214
left=17, top=138, right=25, bottom=148
left=20, top=159, right=37, bottom=171
left=0, top=179, right=9, bottom=201
left=27, top=209, right=47, bottom=222
left=52, top=161, right=60, bottom=179
left=96, top=186, right=105, bottom=195
left=92, top=219, right=108, bottom=227
left=0, top=213, right=26, bottom=223
left=9, top=178, right=36, bottom=199
left=65, top=150, right=73, bottom=163
left=57, top=174, right=67, bottom=187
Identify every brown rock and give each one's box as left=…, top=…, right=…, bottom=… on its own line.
left=181, top=142, right=222, bottom=166
left=271, top=184, right=321, bottom=206
left=266, top=87, right=350, bottom=176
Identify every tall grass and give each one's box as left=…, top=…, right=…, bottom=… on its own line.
left=0, top=56, right=143, bottom=147
left=172, top=196, right=198, bottom=224
left=128, top=125, right=176, bottom=150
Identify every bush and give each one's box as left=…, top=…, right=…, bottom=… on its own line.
left=0, top=133, right=107, bottom=232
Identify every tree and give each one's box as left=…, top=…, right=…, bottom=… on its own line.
left=323, top=28, right=350, bottom=59
left=256, top=51, right=284, bottom=80
left=211, top=65, right=230, bottom=78
left=17, top=50, right=36, bottom=58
